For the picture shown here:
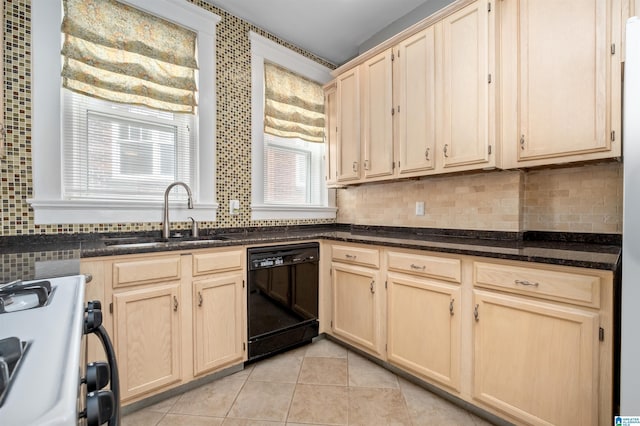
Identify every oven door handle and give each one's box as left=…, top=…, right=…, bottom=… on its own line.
left=91, top=324, right=121, bottom=426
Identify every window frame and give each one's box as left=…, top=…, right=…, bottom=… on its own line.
left=30, top=0, right=220, bottom=225
left=250, top=31, right=337, bottom=220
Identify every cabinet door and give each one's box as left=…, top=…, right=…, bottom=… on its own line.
left=396, top=26, right=437, bottom=177
left=439, top=0, right=493, bottom=170
left=193, top=272, right=244, bottom=376
left=387, top=273, right=460, bottom=390
left=324, top=83, right=339, bottom=186
left=113, top=283, right=182, bottom=401
left=502, top=0, right=621, bottom=166
left=473, top=290, right=599, bottom=425
left=336, top=68, right=361, bottom=182
left=331, top=263, right=383, bottom=356
left=361, top=49, right=394, bottom=180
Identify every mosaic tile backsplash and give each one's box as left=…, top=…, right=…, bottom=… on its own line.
left=0, top=1, right=624, bottom=236
left=1, top=0, right=336, bottom=235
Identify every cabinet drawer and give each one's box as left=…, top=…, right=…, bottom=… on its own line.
left=192, top=249, right=243, bottom=276
left=387, top=251, right=461, bottom=283
left=113, top=255, right=182, bottom=288
left=331, top=244, right=379, bottom=268
left=474, top=261, right=601, bottom=308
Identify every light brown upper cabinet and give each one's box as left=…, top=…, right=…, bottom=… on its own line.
left=330, top=0, right=496, bottom=185
left=500, top=0, right=623, bottom=168
left=438, top=0, right=496, bottom=172
left=336, top=68, right=361, bottom=183
left=323, top=82, right=339, bottom=187
left=361, top=49, right=394, bottom=181
left=395, top=26, right=437, bottom=177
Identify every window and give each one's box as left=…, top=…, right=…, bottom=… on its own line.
left=250, top=32, right=337, bottom=220
left=63, top=92, right=196, bottom=201
left=30, top=0, right=219, bottom=224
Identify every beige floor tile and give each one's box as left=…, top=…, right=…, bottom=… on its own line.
left=347, top=352, right=399, bottom=389
left=248, top=349, right=305, bottom=383
left=348, top=387, right=412, bottom=426
left=222, top=418, right=285, bottom=425
left=158, top=414, right=224, bottom=425
left=146, top=394, right=182, bottom=413
left=298, top=357, right=348, bottom=386
left=399, top=378, right=476, bottom=425
left=170, top=376, right=246, bottom=417
left=227, top=381, right=295, bottom=422
left=304, top=339, right=348, bottom=358
left=287, top=384, right=349, bottom=425
left=121, top=408, right=165, bottom=426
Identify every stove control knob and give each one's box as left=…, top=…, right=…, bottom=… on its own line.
left=84, top=362, right=110, bottom=392
left=86, top=300, right=102, bottom=311
left=83, top=390, right=114, bottom=426
left=84, top=309, right=103, bottom=334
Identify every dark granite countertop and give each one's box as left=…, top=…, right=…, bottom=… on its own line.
left=0, top=225, right=621, bottom=282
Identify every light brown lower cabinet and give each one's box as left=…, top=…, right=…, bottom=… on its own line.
left=472, top=289, right=599, bottom=425
left=386, top=272, right=461, bottom=391
left=325, top=244, right=614, bottom=426
left=193, top=272, right=245, bottom=376
left=82, top=247, right=247, bottom=405
left=113, top=283, right=182, bottom=401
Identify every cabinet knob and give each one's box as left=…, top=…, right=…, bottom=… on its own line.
left=443, top=144, right=449, bottom=158
left=449, top=299, right=455, bottom=316
left=352, top=161, right=358, bottom=172
left=473, top=304, right=479, bottom=321
left=520, top=135, right=525, bottom=150
left=370, top=281, right=375, bottom=294
left=364, top=160, right=369, bottom=171
left=198, top=291, right=203, bottom=307
left=425, top=148, right=430, bottom=160
left=173, top=296, right=179, bottom=312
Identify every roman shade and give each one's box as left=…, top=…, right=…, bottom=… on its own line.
left=61, top=0, right=198, bottom=113
left=264, top=62, right=325, bottom=143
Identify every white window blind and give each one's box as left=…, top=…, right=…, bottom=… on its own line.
left=62, top=90, right=196, bottom=201
left=263, top=133, right=324, bottom=206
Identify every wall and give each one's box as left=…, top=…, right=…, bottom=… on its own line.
left=0, top=0, right=335, bottom=236
left=1, top=1, right=624, bottom=236
left=337, top=161, right=623, bottom=234
left=359, top=0, right=455, bottom=55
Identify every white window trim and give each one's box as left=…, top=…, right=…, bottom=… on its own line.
left=30, top=0, right=220, bottom=225
left=250, top=31, right=337, bottom=221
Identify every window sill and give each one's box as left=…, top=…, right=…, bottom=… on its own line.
left=28, top=199, right=219, bottom=225
left=250, top=204, right=337, bottom=221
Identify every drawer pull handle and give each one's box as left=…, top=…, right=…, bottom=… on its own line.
left=345, top=254, right=357, bottom=260
left=473, top=304, right=479, bottom=321
left=449, top=299, right=455, bottom=316
left=370, top=281, right=375, bottom=294
left=173, top=296, right=179, bottom=312
left=515, top=279, right=539, bottom=287
left=410, top=264, right=426, bottom=270
left=198, top=291, right=203, bottom=307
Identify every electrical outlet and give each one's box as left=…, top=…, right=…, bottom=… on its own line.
left=415, top=201, right=425, bottom=216
left=230, top=199, right=240, bottom=215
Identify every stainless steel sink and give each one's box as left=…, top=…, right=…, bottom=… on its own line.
left=102, top=235, right=230, bottom=248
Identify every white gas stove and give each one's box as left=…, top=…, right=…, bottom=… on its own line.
left=0, top=275, right=119, bottom=425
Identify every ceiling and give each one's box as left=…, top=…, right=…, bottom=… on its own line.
left=202, top=0, right=432, bottom=65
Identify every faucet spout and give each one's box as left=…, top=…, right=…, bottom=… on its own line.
left=163, top=181, right=194, bottom=239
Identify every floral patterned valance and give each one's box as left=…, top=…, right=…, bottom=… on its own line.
left=264, top=62, right=325, bottom=143
left=61, top=0, right=198, bottom=113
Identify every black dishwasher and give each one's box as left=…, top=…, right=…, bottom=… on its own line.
left=247, top=242, right=319, bottom=361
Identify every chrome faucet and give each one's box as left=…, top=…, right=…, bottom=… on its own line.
left=163, top=181, right=193, bottom=239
